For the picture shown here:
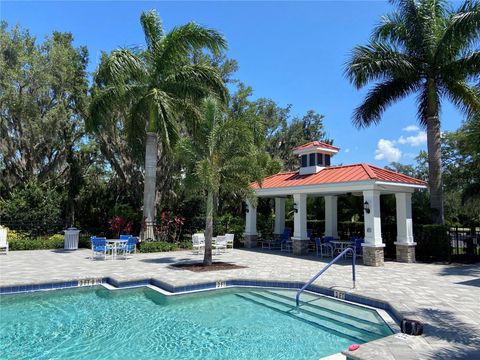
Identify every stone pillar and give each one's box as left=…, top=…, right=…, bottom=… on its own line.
left=325, top=195, right=338, bottom=238
left=394, top=192, right=416, bottom=262
left=273, top=197, right=286, bottom=238
left=362, top=190, right=385, bottom=266
left=292, top=193, right=309, bottom=255
left=244, top=199, right=258, bottom=248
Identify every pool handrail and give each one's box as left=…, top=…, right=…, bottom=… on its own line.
left=296, top=247, right=356, bottom=307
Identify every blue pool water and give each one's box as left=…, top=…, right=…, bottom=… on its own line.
left=0, top=287, right=392, bottom=359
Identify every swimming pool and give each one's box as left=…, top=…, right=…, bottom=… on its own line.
left=0, top=287, right=393, bottom=359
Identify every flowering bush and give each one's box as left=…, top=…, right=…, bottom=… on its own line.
left=108, top=216, right=133, bottom=237
left=140, top=211, right=185, bottom=243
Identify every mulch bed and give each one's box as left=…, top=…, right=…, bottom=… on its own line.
left=171, top=262, right=247, bottom=272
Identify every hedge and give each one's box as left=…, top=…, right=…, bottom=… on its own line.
left=139, top=240, right=193, bottom=253
left=9, top=234, right=64, bottom=251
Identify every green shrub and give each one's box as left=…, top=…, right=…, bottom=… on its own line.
left=48, top=234, right=64, bottom=242
left=9, top=237, right=64, bottom=251
left=79, top=236, right=91, bottom=249
left=139, top=241, right=177, bottom=253
left=4, top=229, right=30, bottom=241
left=414, top=224, right=450, bottom=262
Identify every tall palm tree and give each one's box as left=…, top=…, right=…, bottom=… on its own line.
left=345, top=0, right=480, bottom=224
left=88, top=10, right=227, bottom=237
left=179, top=98, right=264, bottom=265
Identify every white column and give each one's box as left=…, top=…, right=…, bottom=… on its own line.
left=362, top=190, right=383, bottom=246
left=395, top=193, right=414, bottom=244
left=244, top=199, right=257, bottom=235
left=324, top=195, right=338, bottom=238
left=292, top=193, right=308, bottom=240
left=274, top=197, right=286, bottom=235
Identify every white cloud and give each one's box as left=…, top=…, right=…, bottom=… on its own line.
left=374, top=139, right=402, bottom=162
left=398, top=131, right=427, bottom=147
left=402, top=125, right=419, bottom=132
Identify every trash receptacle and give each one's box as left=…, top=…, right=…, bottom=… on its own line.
left=64, top=227, right=80, bottom=250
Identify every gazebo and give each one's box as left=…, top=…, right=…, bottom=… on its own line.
left=244, top=141, right=427, bottom=266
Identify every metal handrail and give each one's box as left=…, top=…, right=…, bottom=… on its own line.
left=296, top=247, right=356, bottom=306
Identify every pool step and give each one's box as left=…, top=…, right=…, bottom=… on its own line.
left=270, top=289, right=389, bottom=329
left=247, top=291, right=384, bottom=342
left=262, top=290, right=391, bottom=337
left=236, top=292, right=378, bottom=344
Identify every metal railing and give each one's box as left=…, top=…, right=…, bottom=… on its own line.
left=296, top=247, right=356, bottom=307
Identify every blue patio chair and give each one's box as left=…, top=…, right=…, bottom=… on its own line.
left=117, top=236, right=137, bottom=259
left=353, top=238, right=364, bottom=257
left=316, top=236, right=334, bottom=258
left=91, top=236, right=111, bottom=260
left=280, top=228, right=293, bottom=252
left=263, top=227, right=291, bottom=250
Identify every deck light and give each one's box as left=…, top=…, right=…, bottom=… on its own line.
left=293, top=203, right=298, bottom=213
left=363, top=201, right=370, bottom=214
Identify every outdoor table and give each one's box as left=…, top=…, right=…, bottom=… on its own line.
left=106, top=239, right=128, bottom=259
left=330, top=240, right=354, bottom=255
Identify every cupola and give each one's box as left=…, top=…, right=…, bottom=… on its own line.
left=292, top=141, right=340, bottom=175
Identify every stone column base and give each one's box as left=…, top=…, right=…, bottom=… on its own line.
left=243, top=234, right=258, bottom=248
left=362, top=246, right=385, bottom=266
left=292, top=239, right=309, bottom=256
left=395, top=242, right=416, bottom=263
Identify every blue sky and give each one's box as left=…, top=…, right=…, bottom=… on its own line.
left=1, top=1, right=467, bottom=167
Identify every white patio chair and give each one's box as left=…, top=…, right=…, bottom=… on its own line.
left=0, top=227, right=8, bottom=255
left=225, top=233, right=234, bottom=251
left=192, top=233, right=205, bottom=254
left=213, top=235, right=227, bottom=254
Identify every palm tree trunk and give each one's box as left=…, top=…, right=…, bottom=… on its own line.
left=142, top=132, right=158, bottom=240
left=203, top=191, right=214, bottom=266
left=426, top=115, right=444, bottom=224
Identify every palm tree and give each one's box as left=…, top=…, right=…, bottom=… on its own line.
left=345, top=0, right=480, bottom=224
left=179, top=98, right=264, bottom=265
left=88, top=10, right=227, bottom=238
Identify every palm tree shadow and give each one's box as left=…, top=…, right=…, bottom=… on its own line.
left=140, top=257, right=192, bottom=264
left=418, top=307, right=480, bottom=359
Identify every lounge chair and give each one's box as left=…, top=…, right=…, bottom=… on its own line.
left=225, top=233, right=234, bottom=251
left=91, top=236, right=111, bottom=260
left=192, top=233, right=205, bottom=254
left=0, top=227, right=8, bottom=255
left=213, top=235, right=227, bottom=254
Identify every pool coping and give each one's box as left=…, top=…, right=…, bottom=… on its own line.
left=0, top=276, right=402, bottom=326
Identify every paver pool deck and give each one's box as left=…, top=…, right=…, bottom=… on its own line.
left=1, top=248, right=479, bottom=359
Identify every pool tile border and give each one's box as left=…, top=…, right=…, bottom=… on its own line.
left=0, top=277, right=402, bottom=325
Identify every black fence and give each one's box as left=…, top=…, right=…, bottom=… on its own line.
left=0, top=221, right=67, bottom=239
left=449, top=227, right=480, bottom=262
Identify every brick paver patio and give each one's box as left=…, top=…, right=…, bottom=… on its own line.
left=1, top=249, right=479, bottom=359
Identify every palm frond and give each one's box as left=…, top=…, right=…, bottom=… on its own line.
left=157, top=22, right=227, bottom=73
left=372, top=12, right=409, bottom=47
left=140, top=10, right=164, bottom=52
left=435, top=1, right=480, bottom=62
left=345, top=42, right=417, bottom=89
left=441, top=79, right=480, bottom=117
left=102, top=49, right=146, bottom=85
left=163, top=64, right=228, bottom=103
left=353, top=77, right=420, bottom=127
left=146, top=88, right=179, bottom=148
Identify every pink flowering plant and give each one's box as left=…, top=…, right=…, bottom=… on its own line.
left=108, top=215, right=133, bottom=238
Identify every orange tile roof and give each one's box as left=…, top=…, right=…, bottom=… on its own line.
left=293, top=141, right=340, bottom=151
left=251, top=163, right=427, bottom=189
